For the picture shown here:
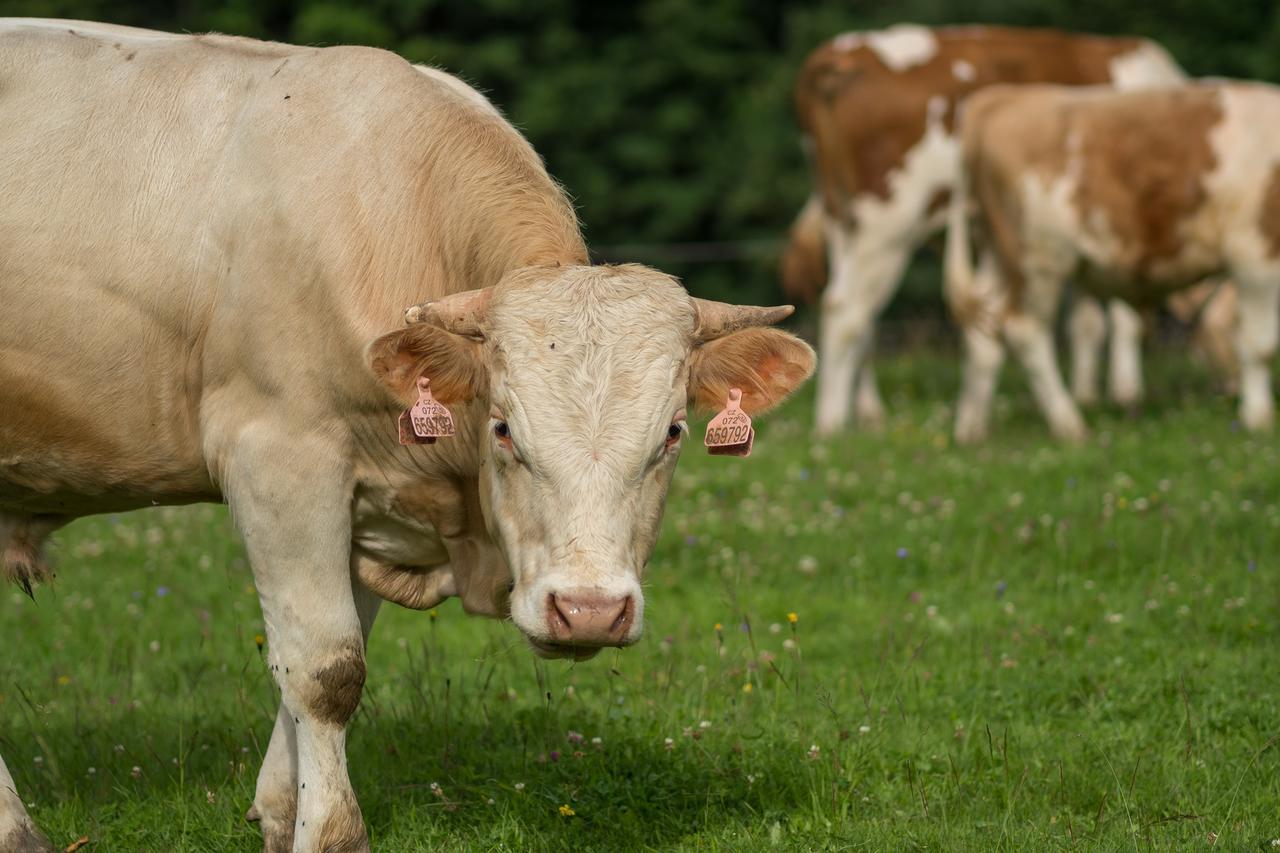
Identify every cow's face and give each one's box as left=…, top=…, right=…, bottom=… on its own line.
left=369, top=264, right=814, bottom=659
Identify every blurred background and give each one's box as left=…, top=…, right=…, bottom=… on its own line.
left=4, top=0, right=1280, bottom=320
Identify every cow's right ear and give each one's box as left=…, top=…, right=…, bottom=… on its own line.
left=366, top=325, right=487, bottom=406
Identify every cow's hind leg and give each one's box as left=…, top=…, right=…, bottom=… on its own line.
left=0, top=755, right=53, bottom=852
left=223, top=425, right=370, bottom=853
left=953, top=250, right=1007, bottom=445
left=854, top=360, right=886, bottom=431
left=1067, top=295, right=1105, bottom=406
left=1106, top=299, right=1145, bottom=409
left=815, top=225, right=912, bottom=435
left=1231, top=271, right=1279, bottom=431
left=1002, top=275, right=1087, bottom=442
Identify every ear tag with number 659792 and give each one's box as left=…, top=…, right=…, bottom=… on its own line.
left=397, top=377, right=455, bottom=446
left=704, top=387, right=754, bottom=457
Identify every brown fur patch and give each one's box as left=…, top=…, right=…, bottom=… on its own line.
left=689, top=328, right=816, bottom=415
left=313, top=788, right=367, bottom=853
left=779, top=198, right=827, bottom=304
left=1071, top=88, right=1221, bottom=277
left=1259, top=163, right=1280, bottom=258
left=308, top=645, right=366, bottom=726
left=958, top=85, right=1225, bottom=315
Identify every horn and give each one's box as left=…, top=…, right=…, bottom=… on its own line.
left=404, top=287, right=493, bottom=336
left=690, top=297, right=795, bottom=341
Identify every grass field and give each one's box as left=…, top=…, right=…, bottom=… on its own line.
left=3, top=351, right=1278, bottom=851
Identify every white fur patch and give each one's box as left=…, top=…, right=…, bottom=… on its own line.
left=952, top=59, right=976, bottom=82
left=833, top=24, right=939, bottom=73
left=1108, top=41, right=1185, bottom=90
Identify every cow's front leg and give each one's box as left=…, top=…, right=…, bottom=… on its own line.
left=248, top=574, right=383, bottom=853
left=1233, top=273, right=1279, bottom=431
left=0, top=755, right=53, bottom=852
left=224, top=427, right=369, bottom=853
left=1002, top=274, right=1087, bottom=443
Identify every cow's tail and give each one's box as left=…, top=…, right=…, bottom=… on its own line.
left=780, top=196, right=828, bottom=304
left=944, top=160, right=987, bottom=332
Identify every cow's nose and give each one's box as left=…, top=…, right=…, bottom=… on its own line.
left=546, top=589, right=634, bottom=646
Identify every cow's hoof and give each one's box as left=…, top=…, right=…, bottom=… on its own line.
left=259, top=819, right=295, bottom=853
left=855, top=410, right=886, bottom=433
left=1242, top=411, right=1275, bottom=433
left=309, top=791, right=368, bottom=853
left=953, top=411, right=989, bottom=446
left=1051, top=419, right=1089, bottom=445
left=1072, top=390, right=1100, bottom=408
left=1, top=822, right=56, bottom=853
left=248, top=792, right=296, bottom=853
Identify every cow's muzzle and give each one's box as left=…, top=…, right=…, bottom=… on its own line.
left=542, top=588, right=636, bottom=649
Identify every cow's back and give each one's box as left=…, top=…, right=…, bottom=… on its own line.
left=961, top=82, right=1280, bottom=292
left=797, top=25, right=1183, bottom=212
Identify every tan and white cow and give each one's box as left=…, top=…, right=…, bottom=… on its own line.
left=790, top=24, right=1187, bottom=435
left=946, top=81, right=1280, bottom=441
left=0, top=20, right=814, bottom=853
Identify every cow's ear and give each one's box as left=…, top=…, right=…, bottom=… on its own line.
left=688, top=328, right=815, bottom=415
left=367, top=325, right=486, bottom=405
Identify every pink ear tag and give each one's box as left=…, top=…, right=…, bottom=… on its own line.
left=397, top=377, right=455, bottom=446
left=704, top=388, right=754, bottom=457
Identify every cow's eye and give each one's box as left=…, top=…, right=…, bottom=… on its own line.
left=665, top=421, right=684, bottom=448
left=494, top=421, right=511, bottom=443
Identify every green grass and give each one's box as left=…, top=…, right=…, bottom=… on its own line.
left=3, top=351, right=1278, bottom=851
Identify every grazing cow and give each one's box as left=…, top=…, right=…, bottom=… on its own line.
left=790, top=24, right=1186, bottom=434
left=945, top=82, right=1279, bottom=441
left=0, top=20, right=815, bottom=852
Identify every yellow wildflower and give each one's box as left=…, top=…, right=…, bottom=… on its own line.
left=558, top=804, right=576, bottom=817
left=742, top=682, right=753, bottom=694
left=787, top=612, right=798, bottom=624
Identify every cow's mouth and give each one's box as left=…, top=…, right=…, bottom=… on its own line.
left=525, top=636, right=603, bottom=661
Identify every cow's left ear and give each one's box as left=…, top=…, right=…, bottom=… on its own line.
left=688, top=328, right=816, bottom=415
left=366, top=324, right=487, bottom=406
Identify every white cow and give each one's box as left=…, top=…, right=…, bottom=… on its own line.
left=0, top=20, right=815, bottom=852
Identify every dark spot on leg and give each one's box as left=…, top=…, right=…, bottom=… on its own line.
left=308, top=644, right=366, bottom=726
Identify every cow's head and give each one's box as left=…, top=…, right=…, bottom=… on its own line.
left=368, top=264, right=814, bottom=659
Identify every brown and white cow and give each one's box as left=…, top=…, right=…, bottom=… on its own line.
left=0, top=20, right=814, bottom=852
left=945, top=81, right=1279, bottom=441
left=791, top=24, right=1187, bottom=435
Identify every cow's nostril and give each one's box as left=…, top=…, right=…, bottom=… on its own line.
left=545, top=589, right=635, bottom=646
left=611, top=596, right=634, bottom=633
left=546, top=593, right=572, bottom=638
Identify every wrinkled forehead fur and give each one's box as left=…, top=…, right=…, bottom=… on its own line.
left=484, top=264, right=694, bottom=464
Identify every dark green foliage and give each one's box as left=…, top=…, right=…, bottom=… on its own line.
left=1, top=0, right=1276, bottom=305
